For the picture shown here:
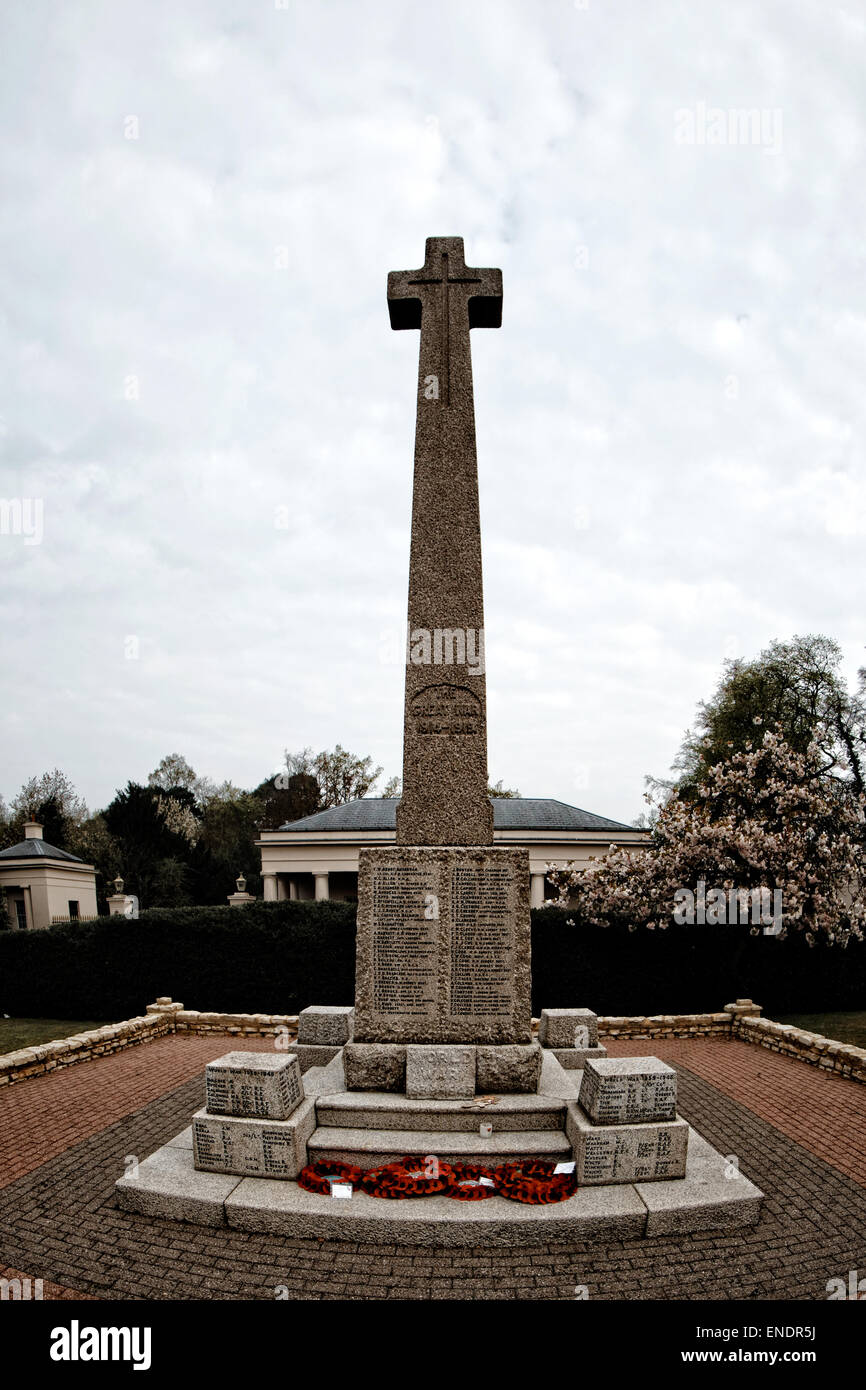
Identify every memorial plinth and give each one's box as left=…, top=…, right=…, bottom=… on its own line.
left=539, top=1006, right=609, bottom=1069
left=567, top=1103, right=689, bottom=1186
left=192, top=1051, right=314, bottom=1181
left=353, top=845, right=532, bottom=1046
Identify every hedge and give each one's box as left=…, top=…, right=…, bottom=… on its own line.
left=0, top=901, right=863, bottom=1021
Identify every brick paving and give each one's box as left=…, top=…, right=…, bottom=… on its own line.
left=606, top=1037, right=866, bottom=1189
left=0, top=1263, right=95, bottom=1300
left=0, top=1034, right=864, bottom=1300
left=0, top=1034, right=277, bottom=1187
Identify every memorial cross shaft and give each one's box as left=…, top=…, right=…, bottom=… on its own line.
left=387, top=236, right=502, bottom=846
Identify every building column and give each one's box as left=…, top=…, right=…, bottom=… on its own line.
left=314, top=872, right=330, bottom=901
left=530, top=873, right=546, bottom=910
left=289, top=879, right=298, bottom=901
left=262, top=873, right=277, bottom=902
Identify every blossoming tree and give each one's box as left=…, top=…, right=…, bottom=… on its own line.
left=548, top=729, right=865, bottom=946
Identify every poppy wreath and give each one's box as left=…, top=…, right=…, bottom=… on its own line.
left=446, top=1162, right=498, bottom=1201
left=297, top=1160, right=363, bottom=1195
left=493, top=1159, right=577, bottom=1205
left=360, top=1156, right=455, bottom=1199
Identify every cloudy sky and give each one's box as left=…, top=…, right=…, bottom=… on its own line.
left=1, top=0, right=864, bottom=825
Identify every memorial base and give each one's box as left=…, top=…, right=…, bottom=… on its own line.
left=566, top=1102, right=689, bottom=1185
left=116, top=1047, right=764, bottom=1241
left=192, top=1100, right=317, bottom=1180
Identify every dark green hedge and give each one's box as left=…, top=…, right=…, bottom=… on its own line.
left=0, top=901, right=862, bottom=1021
left=0, top=902, right=356, bottom=1020
left=531, top=910, right=866, bottom=1016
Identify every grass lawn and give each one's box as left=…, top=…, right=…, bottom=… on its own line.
left=0, top=1017, right=110, bottom=1054
left=774, top=1011, right=866, bottom=1049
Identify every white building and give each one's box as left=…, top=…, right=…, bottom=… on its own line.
left=0, top=822, right=99, bottom=930
left=256, top=797, right=649, bottom=908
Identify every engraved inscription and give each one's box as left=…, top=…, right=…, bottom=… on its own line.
left=205, top=1059, right=302, bottom=1120
left=371, top=865, right=438, bottom=1018
left=448, top=865, right=513, bottom=1018
left=581, top=1067, right=677, bottom=1125
left=582, top=1125, right=679, bottom=1183
left=355, top=846, right=531, bottom=1044
left=409, top=683, right=481, bottom=737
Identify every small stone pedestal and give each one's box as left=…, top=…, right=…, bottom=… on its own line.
left=567, top=1055, right=688, bottom=1185
left=538, top=1007, right=608, bottom=1070
left=193, top=1052, right=316, bottom=1180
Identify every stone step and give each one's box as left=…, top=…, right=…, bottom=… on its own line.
left=315, top=1090, right=567, bottom=1133
left=307, top=1125, right=572, bottom=1169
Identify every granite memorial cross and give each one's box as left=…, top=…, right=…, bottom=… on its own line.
left=352, top=237, right=532, bottom=1051
left=388, top=236, right=502, bottom=847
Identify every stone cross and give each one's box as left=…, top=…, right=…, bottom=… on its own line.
left=387, top=236, right=502, bottom=846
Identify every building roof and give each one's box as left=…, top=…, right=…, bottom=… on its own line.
left=278, top=797, right=637, bottom=834
left=0, top=838, right=84, bottom=863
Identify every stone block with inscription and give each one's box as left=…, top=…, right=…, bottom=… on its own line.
left=353, top=846, right=531, bottom=1045
left=538, top=1008, right=599, bottom=1050
left=343, top=1043, right=407, bottom=1092
left=579, top=1056, right=677, bottom=1125
left=297, top=1006, right=354, bottom=1046
left=205, top=1051, right=304, bottom=1121
left=476, top=1043, right=542, bottom=1094
left=192, top=1098, right=317, bottom=1180
left=566, top=1101, right=689, bottom=1185
left=405, top=1044, right=476, bottom=1098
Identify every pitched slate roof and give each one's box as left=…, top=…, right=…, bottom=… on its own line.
left=278, top=797, right=636, bottom=834
left=0, top=838, right=84, bottom=863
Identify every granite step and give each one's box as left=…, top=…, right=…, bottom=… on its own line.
left=315, top=1091, right=567, bottom=1133
left=307, top=1125, right=572, bottom=1169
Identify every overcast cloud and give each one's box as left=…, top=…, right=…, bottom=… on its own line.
left=1, top=0, right=864, bottom=824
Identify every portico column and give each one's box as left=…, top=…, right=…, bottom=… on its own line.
left=314, top=872, right=330, bottom=901
left=530, top=873, right=546, bottom=910
left=262, top=873, right=277, bottom=902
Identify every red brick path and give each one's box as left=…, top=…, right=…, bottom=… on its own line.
left=0, top=1034, right=278, bottom=1188
left=1, top=1033, right=865, bottom=1301
left=605, top=1037, right=866, bottom=1190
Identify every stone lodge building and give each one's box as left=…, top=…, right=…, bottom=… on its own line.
left=255, top=797, right=649, bottom=907
left=0, top=821, right=99, bottom=930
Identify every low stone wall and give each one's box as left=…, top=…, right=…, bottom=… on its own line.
left=2, top=996, right=865, bottom=1086
left=734, top=1016, right=866, bottom=1082
left=172, top=1009, right=299, bottom=1036
left=0, top=1013, right=174, bottom=1088
left=596, top=1012, right=733, bottom=1038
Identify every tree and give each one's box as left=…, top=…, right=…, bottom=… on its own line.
left=283, top=745, right=385, bottom=807
left=674, top=635, right=866, bottom=802
left=67, top=813, right=123, bottom=907
left=102, top=782, right=196, bottom=909
left=489, top=780, right=520, bottom=798
left=192, top=785, right=267, bottom=903
left=147, top=753, right=215, bottom=805
left=548, top=730, right=866, bottom=947
left=2, top=770, right=88, bottom=851
left=253, top=772, right=321, bottom=829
